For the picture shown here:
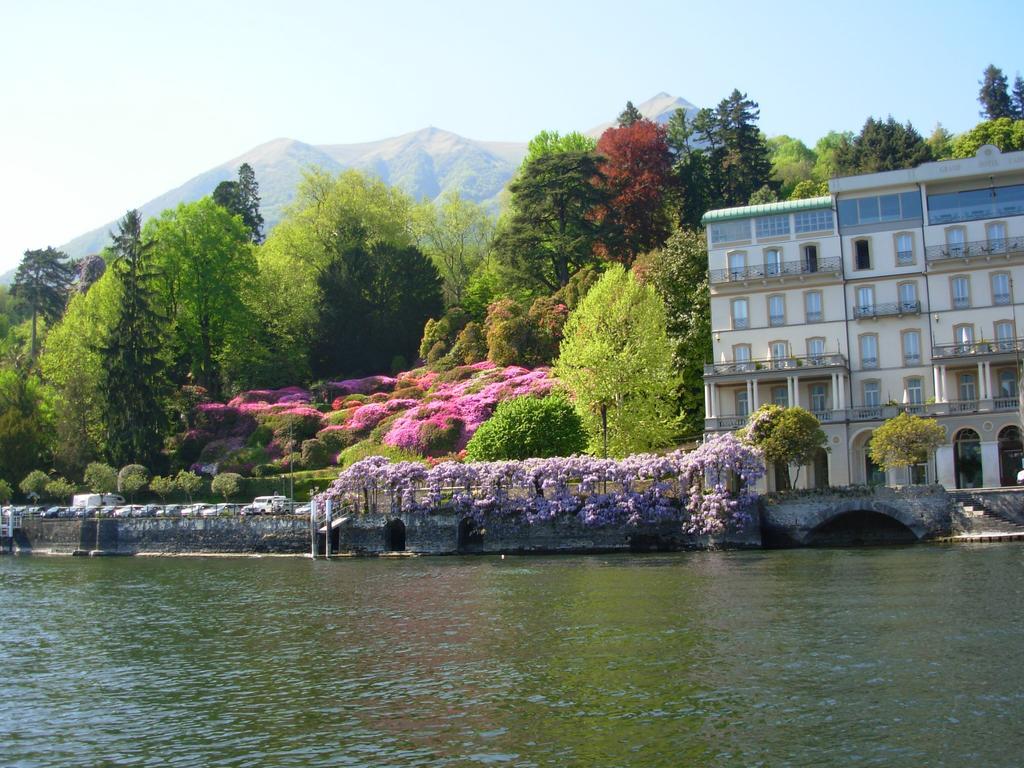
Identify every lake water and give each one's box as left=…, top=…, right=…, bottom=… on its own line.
left=2, top=546, right=1024, bottom=767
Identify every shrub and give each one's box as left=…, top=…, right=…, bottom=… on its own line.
left=174, top=470, right=203, bottom=503
left=20, top=470, right=50, bottom=500
left=465, top=395, right=588, bottom=461
left=339, top=440, right=424, bottom=468
left=247, top=425, right=274, bottom=448
left=45, top=477, right=76, bottom=502
left=419, top=417, right=463, bottom=457
left=118, top=465, right=150, bottom=498
left=253, top=464, right=281, bottom=478
left=83, top=462, right=118, bottom=493
left=211, top=472, right=243, bottom=500
left=448, top=321, right=487, bottom=365
left=317, top=427, right=359, bottom=453
left=260, top=410, right=323, bottom=442
left=149, top=475, right=175, bottom=501
left=300, top=439, right=331, bottom=470
left=0, top=479, right=12, bottom=503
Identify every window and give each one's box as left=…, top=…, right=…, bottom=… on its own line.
left=854, top=239, right=871, bottom=270
left=764, top=248, right=782, bottom=275
left=946, top=227, right=966, bottom=257
left=794, top=209, right=834, bottom=234
left=772, top=385, right=789, bottom=407
left=959, top=373, right=976, bottom=402
left=951, top=276, right=970, bottom=309
left=803, top=244, right=819, bottom=273
left=838, top=191, right=921, bottom=228
left=906, top=377, right=923, bottom=405
left=805, top=291, right=823, bottom=322
left=995, top=321, right=1015, bottom=351
left=860, top=334, right=879, bottom=369
left=895, top=232, right=914, bottom=265
left=770, top=341, right=789, bottom=368
left=992, top=272, right=1011, bottom=305
left=807, top=337, right=825, bottom=363
left=856, top=286, right=875, bottom=316
left=810, top=383, right=828, bottom=413
left=954, top=324, right=975, bottom=353
left=902, top=330, right=921, bottom=366
left=863, top=380, right=881, bottom=407
left=756, top=214, right=789, bottom=239
left=999, top=369, right=1018, bottom=398
left=710, top=219, right=751, bottom=245
left=987, top=221, right=1007, bottom=252
left=928, top=183, right=1024, bottom=225
left=731, top=298, right=749, bottom=330
left=734, top=344, right=752, bottom=371
left=768, top=295, right=785, bottom=326
left=728, top=252, right=746, bottom=280
left=735, top=390, right=749, bottom=418
left=898, top=282, right=918, bottom=312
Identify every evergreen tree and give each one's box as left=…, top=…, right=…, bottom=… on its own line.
left=694, top=90, right=774, bottom=209
left=100, top=210, right=167, bottom=467
left=1013, top=74, right=1024, bottom=119
left=11, top=247, right=74, bottom=358
left=617, top=100, right=643, bottom=127
left=979, top=64, right=1013, bottom=119
left=213, top=163, right=264, bottom=243
left=665, top=108, right=711, bottom=229
left=834, top=116, right=932, bottom=175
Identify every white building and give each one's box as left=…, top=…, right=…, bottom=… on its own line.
left=702, top=144, right=1024, bottom=490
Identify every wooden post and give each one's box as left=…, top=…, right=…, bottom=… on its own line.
left=325, top=499, right=333, bottom=558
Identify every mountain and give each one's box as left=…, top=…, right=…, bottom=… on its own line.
left=59, top=129, right=529, bottom=260
left=585, top=92, right=699, bottom=138
left=53, top=92, right=698, bottom=262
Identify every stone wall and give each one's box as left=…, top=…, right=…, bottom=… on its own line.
left=951, top=488, right=1024, bottom=525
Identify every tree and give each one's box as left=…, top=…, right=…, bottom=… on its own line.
left=0, top=369, right=51, bottom=486
left=926, top=123, right=955, bottom=161
left=741, top=405, right=826, bottom=489
left=118, top=464, right=149, bottom=501
left=595, top=119, right=673, bottom=264
left=466, top=395, right=588, bottom=461
left=149, top=475, right=175, bottom=502
left=869, top=413, right=946, bottom=475
left=554, top=265, right=678, bottom=457
left=484, top=297, right=568, bottom=367
left=44, top=476, right=75, bottom=502
left=0, top=479, right=12, bottom=503
left=523, top=130, right=596, bottom=164
left=1013, top=75, right=1024, bottom=120
left=979, top=64, right=1013, bottom=120
left=633, top=228, right=711, bottom=438
left=834, top=117, right=932, bottom=175
left=174, top=469, right=203, bottom=503
left=100, top=211, right=167, bottom=467
left=149, top=198, right=257, bottom=396
left=211, top=472, right=242, bottom=501
left=494, top=151, right=613, bottom=291
left=697, top=90, right=775, bottom=208
left=20, top=470, right=50, bottom=501
left=788, top=180, right=829, bottom=200
left=311, top=241, right=442, bottom=378
left=665, top=107, right=712, bottom=228
left=212, top=163, right=265, bottom=243
left=11, top=247, right=75, bottom=358
left=617, top=101, right=643, bottom=127
left=413, top=192, right=494, bottom=306
left=811, top=130, right=854, bottom=181
left=768, top=135, right=816, bottom=198
left=747, top=184, right=778, bottom=204
left=951, top=118, right=1024, bottom=158
left=83, top=462, right=117, bottom=493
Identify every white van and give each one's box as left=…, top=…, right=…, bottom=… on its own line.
left=250, top=495, right=289, bottom=514
left=72, top=493, right=126, bottom=509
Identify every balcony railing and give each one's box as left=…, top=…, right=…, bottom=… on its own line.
left=704, top=353, right=849, bottom=376
left=925, top=236, right=1024, bottom=263
left=709, top=256, right=842, bottom=284
left=931, top=337, right=1024, bottom=359
left=852, top=300, right=922, bottom=319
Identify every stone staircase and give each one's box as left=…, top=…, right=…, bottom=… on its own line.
left=947, top=491, right=1024, bottom=542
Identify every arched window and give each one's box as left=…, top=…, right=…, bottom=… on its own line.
left=998, top=426, right=1022, bottom=487
left=954, top=429, right=982, bottom=489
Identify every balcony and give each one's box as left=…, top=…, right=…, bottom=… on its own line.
left=704, top=353, right=848, bottom=377
left=925, top=236, right=1024, bottom=263
left=852, top=300, right=922, bottom=320
left=931, top=337, right=1024, bottom=360
left=709, top=256, right=842, bottom=285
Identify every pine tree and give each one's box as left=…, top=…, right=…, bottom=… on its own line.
left=100, top=210, right=167, bottom=467
left=1012, top=75, right=1024, bottom=120
left=11, top=247, right=75, bottom=358
left=696, top=90, right=775, bottom=208
left=213, top=163, right=264, bottom=243
left=617, top=101, right=643, bottom=127
left=978, top=64, right=1013, bottom=119
left=834, top=117, right=932, bottom=175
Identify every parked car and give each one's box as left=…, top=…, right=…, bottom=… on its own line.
left=294, top=504, right=311, bottom=517
left=159, top=505, right=181, bottom=517
left=198, top=505, right=218, bottom=518
left=42, top=507, right=62, bottom=518
left=250, top=495, right=289, bottom=514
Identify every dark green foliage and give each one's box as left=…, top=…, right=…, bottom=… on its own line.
left=448, top=321, right=487, bottom=365
left=316, top=428, right=358, bottom=453
left=466, top=395, right=587, bottom=461
left=117, top=464, right=150, bottom=499
left=44, top=476, right=76, bottom=502
left=617, top=101, right=643, bottom=128
left=483, top=297, right=568, bottom=368
left=261, top=411, right=322, bottom=443
left=979, top=65, right=1014, bottom=120
left=419, top=418, right=462, bottom=457
left=212, top=163, right=265, bottom=243
left=702, top=90, right=776, bottom=208
left=300, top=439, right=330, bottom=469
left=83, top=462, right=117, bottom=493
left=494, top=151, right=613, bottom=291
left=101, top=211, right=167, bottom=467
left=834, top=117, right=932, bottom=175
left=553, top=265, right=602, bottom=310
left=1013, top=75, right=1024, bottom=120
left=666, top=108, right=712, bottom=229
left=0, top=479, right=12, bottom=503
left=247, top=425, right=274, bottom=448
left=20, top=470, right=50, bottom=500
left=419, top=308, right=470, bottom=362
left=311, top=242, right=443, bottom=378
left=12, top=247, right=75, bottom=357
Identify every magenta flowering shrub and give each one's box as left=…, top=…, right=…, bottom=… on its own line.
left=317, top=433, right=765, bottom=534
left=326, top=375, right=398, bottom=396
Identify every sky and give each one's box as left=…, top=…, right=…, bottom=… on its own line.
left=1, top=0, right=1023, bottom=274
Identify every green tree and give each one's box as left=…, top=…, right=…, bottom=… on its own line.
left=466, top=395, right=588, bottom=461
left=1013, top=74, right=1024, bottom=119
left=747, top=184, right=778, bottom=204
left=83, top=462, right=118, bottom=493
left=742, top=405, right=826, bottom=489
left=212, top=162, right=265, bottom=243
left=149, top=474, right=175, bottom=502
left=811, top=130, right=854, bottom=181
left=149, top=198, right=257, bottom=396
left=174, top=469, right=203, bottom=503
left=554, top=265, right=678, bottom=457
left=951, top=118, right=1024, bottom=158
left=0, top=479, right=12, bottom=503
left=617, top=101, right=643, bottom=127
left=44, top=476, right=75, bottom=502
left=834, top=117, right=932, bottom=175
left=0, top=368, right=52, bottom=486
left=768, top=135, right=816, bottom=198
left=413, top=192, right=494, bottom=306
left=494, top=151, right=613, bottom=291
left=101, top=211, right=167, bottom=467
left=697, top=90, right=775, bottom=208
left=11, top=247, right=75, bottom=358
left=979, top=64, right=1013, bottom=119
left=117, top=464, right=149, bottom=501
left=788, top=179, right=829, bottom=200
left=211, top=472, right=243, bottom=501
left=665, top=107, right=712, bottom=228
left=524, top=130, right=596, bottom=164
left=20, top=470, right=50, bottom=501
left=926, top=123, right=955, bottom=160
left=868, top=413, right=946, bottom=474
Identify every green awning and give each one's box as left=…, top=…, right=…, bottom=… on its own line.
left=701, top=195, right=833, bottom=224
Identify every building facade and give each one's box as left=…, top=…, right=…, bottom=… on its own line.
left=702, top=144, right=1024, bottom=491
